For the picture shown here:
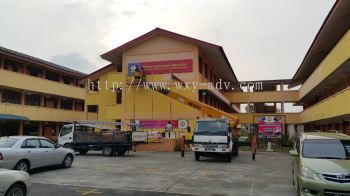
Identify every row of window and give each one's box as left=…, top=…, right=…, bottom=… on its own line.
left=0, top=57, right=84, bottom=88
left=198, top=56, right=219, bottom=85
left=0, top=89, right=84, bottom=111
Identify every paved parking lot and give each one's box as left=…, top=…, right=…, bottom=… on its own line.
left=29, top=151, right=295, bottom=196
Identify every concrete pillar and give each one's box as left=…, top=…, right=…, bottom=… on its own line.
left=72, top=99, right=76, bottom=111
left=40, top=95, right=45, bottom=107
left=57, top=97, right=61, bottom=109
left=281, top=102, right=284, bottom=113
left=39, top=122, right=43, bottom=136
left=55, top=123, right=60, bottom=136
left=23, top=64, right=27, bottom=74
left=20, top=92, right=25, bottom=105
left=18, top=121, right=24, bottom=135
left=340, top=122, right=344, bottom=133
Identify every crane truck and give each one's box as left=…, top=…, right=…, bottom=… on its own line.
left=145, top=76, right=240, bottom=162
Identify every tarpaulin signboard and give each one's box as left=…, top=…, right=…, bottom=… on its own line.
left=258, top=116, right=282, bottom=138
left=128, top=59, right=193, bottom=75
left=147, top=132, right=164, bottom=143
left=139, top=120, right=178, bottom=129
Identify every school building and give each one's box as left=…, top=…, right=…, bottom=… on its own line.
left=0, top=0, right=349, bottom=145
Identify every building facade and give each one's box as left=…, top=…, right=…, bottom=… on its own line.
left=0, top=46, right=97, bottom=141
left=0, top=0, right=349, bottom=146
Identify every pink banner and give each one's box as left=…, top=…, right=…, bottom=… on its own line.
left=258, top=116, right=282, bottom=134
left=139, top=120, right=178, bottom=129
left=142, top=59, right=193, bottom=74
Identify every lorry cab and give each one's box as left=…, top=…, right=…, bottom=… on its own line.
left=58, top=124, right=75, bottom=147
left=192, top=119, right=239, bottom=162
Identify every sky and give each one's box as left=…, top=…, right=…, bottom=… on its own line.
left=0, top=0, right=335, bottom=81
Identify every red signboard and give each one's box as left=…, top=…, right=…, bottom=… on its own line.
left=128, top=59, right=193, bottom=75
left=258, top=116, right=282, bottom=138
left=139, top=120, right=178, bottom=129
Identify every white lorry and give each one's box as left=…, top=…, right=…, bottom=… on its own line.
left=192, top=119, right=239, bottom=162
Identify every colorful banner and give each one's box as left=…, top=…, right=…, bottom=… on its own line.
left=258, top=116, right=282, bottom=138
left=139, top=120, right=178, bottom=129
left=128, top=59, right=193, bottom=75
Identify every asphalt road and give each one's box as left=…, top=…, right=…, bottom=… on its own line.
left=29, top=183, right=194, bottom=196
left=28, top=151, right=295, bottom=196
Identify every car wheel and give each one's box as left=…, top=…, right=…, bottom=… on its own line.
left=117, top=150, right=127, bottom=156
left=14, top=160, right=29, bottom=172
left=62, top=154, right=73, bottom=168
left=195, top=152, right=200, bottom=161
left=5, top=183, right=26, bottom=196
left=103, top=146, right=114, bottom=156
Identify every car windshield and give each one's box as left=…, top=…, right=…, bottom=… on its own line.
left=194, top=121, right=228, bottom=136
left=302, top=139, right=350, bottom=160
left=0, top=137, right=19, bottom=148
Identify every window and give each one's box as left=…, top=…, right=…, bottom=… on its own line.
left=89, top=79, right=100, bottom=91
left=61, top=99, right=73, bottom=110
left=2, top=89, right=21, bottom=104
left=22, top=139, right=40, bottom=148
left=4, top=59, right=23, bottom=73
left=39, top=139, right=55, bottom=148
left=303, top=139, right=350, bottom=159
left=0, top=137, right=18, bottom=148
left=45, top=71, right=60, bottom=82
left=204, top=64, right=208, bottom=78
left=116, top=120, right=121, bottom=130
left=116, top=89, right=122, bottom=104
left=87, top=105, right=98, bottom=113
left=25, top=93, right=41, bottom=106
left=27, top=65, right=43, bottom=77
left=60, top=126, right=72, bottom=137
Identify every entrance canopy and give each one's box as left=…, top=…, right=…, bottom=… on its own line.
left=0, top=114, right=29, bottom=121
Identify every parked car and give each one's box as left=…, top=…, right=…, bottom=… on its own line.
left=0, top=136, right=74, bottom=172
left=0, top=168, right=31, bottom=196
left=290, top=132, right=350, bottom=196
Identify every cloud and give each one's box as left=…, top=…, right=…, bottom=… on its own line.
left=50, top=52, right=95, bottom=74
left=122, top=11, right=136, bottom=17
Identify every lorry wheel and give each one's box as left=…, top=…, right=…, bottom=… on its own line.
left=79, top=150, right=88, bottom=155
left=117, top=150, right=127, bottom=156
left=233, top=149, right=238, bottom=157
left=103, top=146, right=114, bottom=156
left=226, top=154, right=232, bottom=162
left=195, top=152, right=200, bottom=161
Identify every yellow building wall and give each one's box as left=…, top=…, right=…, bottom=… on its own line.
left=0, top=102, right=97, bottom=122
left=85, top=70, right=123, bottom=122
left=299, top=29, right=350, bottom=99
left=85, top=35, right=202, bottom=139
left=300, top=87, right=350, bottom=123
left=224, top=90, right=300, bottom=103
left=0, top=69, right=85, bottom=100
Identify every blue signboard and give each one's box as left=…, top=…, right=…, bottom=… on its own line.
left=128, top=63, right=141, bottom=76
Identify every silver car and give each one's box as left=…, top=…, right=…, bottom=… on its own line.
left=0, top=169, right=31, bottom=196
left=0, top=136, right=74, bottom=172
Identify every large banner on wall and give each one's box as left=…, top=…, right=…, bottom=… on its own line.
left=128, top=59, right=193, bottom=75
left=139, top=120, right=178, bottom=129
left=258, top=116, right=282, bottom=138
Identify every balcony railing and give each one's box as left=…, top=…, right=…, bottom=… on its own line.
left=0, top=69, right=85, bottom=99
left=0, top=102, right=97, bottom=122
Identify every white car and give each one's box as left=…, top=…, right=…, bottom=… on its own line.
left=0, top=136, right=74, bottom=172
left=0, top=169, right=31, bottom=196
